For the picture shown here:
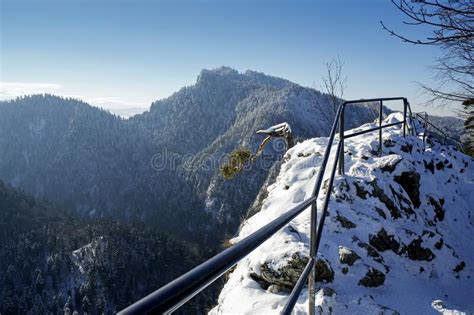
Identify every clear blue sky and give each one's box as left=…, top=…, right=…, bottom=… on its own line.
left=1, top=0, right=453, bottom=116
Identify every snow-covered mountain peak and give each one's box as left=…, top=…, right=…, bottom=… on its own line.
left=196, top=66, right=293, bottom=89
left=211, top=113, right=474, bottom=314
left=197, top=66, right=239, bottom=83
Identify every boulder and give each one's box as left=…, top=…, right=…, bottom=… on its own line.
left=369, top=229, right=400, bottom=253
left=315, top=258, right=335, bottom=283
left=434, top=238, right=444, bottom=250
left=250, top=252, right=309, bottom=291
left=333, top=178, right=353, bottom=203
left=373, top=207, right=387, bottom=219
left=358, top=268, right=385, bottom=287
left=435, top=161, right=445, bottom=170
left=402, top=238, right=435, bottom=261
left=315, top=287, right=336, bottom=315
left=400, top=143, right=413, bottom=153
left=339, top=246, right=360, bottom=266
left=369, top=180, right=402, bottom=219
left=250, top=252, right=334, bottom=291
left=394, top=171, right=421, bottom=208
left=389, top=185, right=416, bottom=216
left=380, top=158, right=401, bottom=173
left=352, top=236, right=385, bottom=264
left=353, top=181, right=369, bottom=199
left=336, top=214, right=356, bottom=229
left=453, top=261, right=466, bottom=273
left=383, top=139, right=396, bottom=148
left=424, top=160, right=435, bottom=174
left=428, top=196, right=445, bottom=221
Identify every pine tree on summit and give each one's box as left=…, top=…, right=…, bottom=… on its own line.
left=220, top=149, right=252, bottom=179
left=221, top=122, right=293, bottom=179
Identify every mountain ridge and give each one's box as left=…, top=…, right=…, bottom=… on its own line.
left=0, top=67, right=465, bottom=241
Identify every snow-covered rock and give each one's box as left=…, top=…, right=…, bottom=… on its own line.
left=71, top=236, right=108, bottom=274
left=211, top=113, right=474, bottom=314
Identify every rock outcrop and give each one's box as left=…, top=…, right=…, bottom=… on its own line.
left=211, top=114, right=474, bottom=315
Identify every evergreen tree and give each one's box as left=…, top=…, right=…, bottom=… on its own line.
left=82, top=295, right=91, bottom=314
left=63, top=295, right=72, bottom=315
left=35, top=272, right=45, bottom=294
left=463, top=99, right=474, bottom=156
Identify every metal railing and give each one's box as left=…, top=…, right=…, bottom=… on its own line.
left=120, top=97, right=418, bottom=315
left=415, top=112, right=465, bottom=153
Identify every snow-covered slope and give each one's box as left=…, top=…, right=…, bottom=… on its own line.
left=71, top=236, right=108, bottom=274
left=211, top=113, right=474, bottom=315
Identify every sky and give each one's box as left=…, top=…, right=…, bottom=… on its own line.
left=0, top=0, right=455, bottom=116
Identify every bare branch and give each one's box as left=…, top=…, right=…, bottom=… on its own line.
left=382, top=0, right=474, bottom=108
left=315, top=57, right=347, bottom=132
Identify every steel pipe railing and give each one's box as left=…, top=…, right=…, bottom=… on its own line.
left=415, top=112, right=465, bottom=152
left=288, top=98, right=413, bottom=313
left=343, top=121, right=403, bottom=139
left=119, top=194, right=318, bottom=314
left=119, top=97, right=430, bottom=315
left=281, top=258, right=315, bottom=314
left=337, top=97, right=409, bottom=175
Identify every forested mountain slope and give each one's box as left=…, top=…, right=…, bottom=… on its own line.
left=0, top=95, right=212, bottom=242
left=0, top=67, right=390, bottom=240
left=0, top=181, right=211, bottom=314
left=129, top=66, right=392, bottom=233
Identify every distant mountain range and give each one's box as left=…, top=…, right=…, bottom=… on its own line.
left=0, top=67, right=463, bottom=242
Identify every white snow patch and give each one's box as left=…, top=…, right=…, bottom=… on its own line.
left=71, top=236, right=107, bottom=274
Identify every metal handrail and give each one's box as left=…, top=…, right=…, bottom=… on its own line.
left=120, top=97, right=424, bottom=315
left=119, top=195, right=318, bottom=314
left=415, top=112, right=465, bottom=152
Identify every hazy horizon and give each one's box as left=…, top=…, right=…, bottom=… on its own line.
left=0, top=66, right=463, bottom=119
left=1, top=0, right=458, bottom=116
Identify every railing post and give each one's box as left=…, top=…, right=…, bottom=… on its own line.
left=403, top=99, right=407, bottom=137
left=338, top=105, right=345, bottom=175
left=308, top=201, right=317, bottom=315
left=379, top=100, right=383, bottom=156
left=406, top=101, right=416, bottom=136
left=423, top=113, right=428, bottom=145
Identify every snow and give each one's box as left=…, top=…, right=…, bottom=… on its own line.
left=432, top=300, right=468, bottom=315
left=71, top=236, right=107, bottom=274
left=210, top=113, right=474, bottom=315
